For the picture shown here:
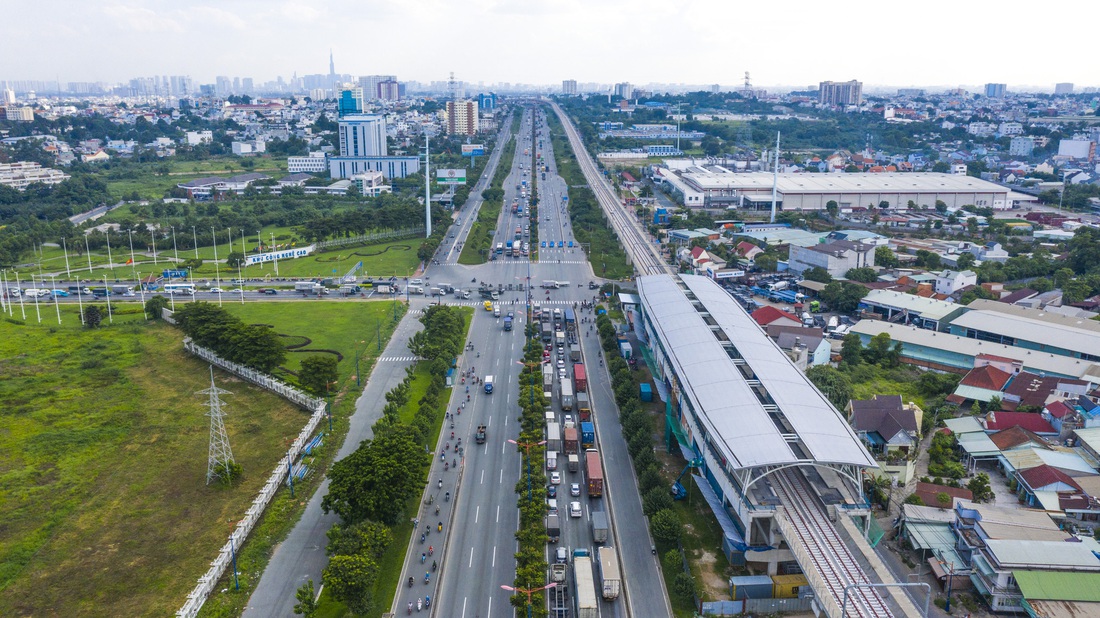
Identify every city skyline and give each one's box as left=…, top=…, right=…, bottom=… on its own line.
left=1, top=1, right=1098, bottom=92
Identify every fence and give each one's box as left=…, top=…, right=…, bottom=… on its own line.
left=176, top=338, right=327, bottom=618
left=314, top=227, right=425, bottom=251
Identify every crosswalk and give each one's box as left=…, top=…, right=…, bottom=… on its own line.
left=378, top=355, right=419, bottom=362
left=535, top=259, right=588, bottom=265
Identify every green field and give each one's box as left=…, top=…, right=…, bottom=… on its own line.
left=104, top=157, right=291, bottom=200
left=0, top=301, right=403, bottom=617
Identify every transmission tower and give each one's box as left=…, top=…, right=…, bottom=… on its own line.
left=200, top=366, right=236, bottom=485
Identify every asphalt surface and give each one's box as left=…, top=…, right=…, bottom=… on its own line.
left=242, top=105, right=670, bottom=617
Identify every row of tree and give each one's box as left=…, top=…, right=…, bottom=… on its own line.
left=170, top=301, right=286, bottom=372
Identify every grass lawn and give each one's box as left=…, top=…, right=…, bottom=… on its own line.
left=0, top=317, right=308, bottom=618
left=850, top=374, right=925, bottom=409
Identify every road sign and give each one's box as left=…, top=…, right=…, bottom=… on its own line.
left=437, top=169, right=467, bottom=185
left=461, top=144, right=485, bottom=157
left=163, top=269, right=188, bottom=279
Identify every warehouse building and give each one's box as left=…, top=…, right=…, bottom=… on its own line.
left=665, top=171, right=1013, bottom=211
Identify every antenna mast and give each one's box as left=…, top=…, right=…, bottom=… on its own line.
left=200, top=366, right=236, bottom=485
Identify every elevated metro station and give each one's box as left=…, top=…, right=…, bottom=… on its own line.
left=636, top=274, right=915, bottom=618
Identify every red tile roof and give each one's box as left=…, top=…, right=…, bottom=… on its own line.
left=914, top=482, right=973, bottom=507
left=751, top=305, right=801, bottom=326
left=1045, top=400, right=1076, bottom=420
left=960, top=365, right=1014, bottom=391
left=1003, top=372, right=1058, bottom=409
left=1018, top=465, right=1082, bottom=493
left=983, top=411, right=1057, bottom=434
left=989, top=426, right=1050, bottom=451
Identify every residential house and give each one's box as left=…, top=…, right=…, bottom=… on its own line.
left=914, top=482, right=972, bottom=508
left=934, top=269, right=978, bottom=296
left=766, top=325, right=831, bottom=367
left=750, top=306, right=801, bottom=329
left=734, top=241, right=764, bottom=262
left=787, top=239, right=875, bottom=278
left=948, top=365, right=1015, bottom=405
left=982, top=410, right=1057, bottom=436
left=848, top=395, right=923, bottom=483
left=1016, top=465, right=1083, bottom=507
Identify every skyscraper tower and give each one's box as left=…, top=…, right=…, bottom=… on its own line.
left=329, top=50, right=336, bottom=78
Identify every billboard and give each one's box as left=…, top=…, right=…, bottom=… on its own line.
left=244, top=245, right=317, bottom=266
left=461, top=144, right=485, bottom=157
left=436, top=169, right=467, bottom=185
left=162, top=269, right=188, bottom=279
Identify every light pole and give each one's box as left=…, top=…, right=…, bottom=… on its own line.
left=501, top=582, right=557, bottom=618
left=507, top=438, right=546, bottom=500
left=941, top=558, right=955, bottom=613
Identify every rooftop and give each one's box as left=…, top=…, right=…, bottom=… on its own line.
left=983, top=539, right=1100, bottom=569
left=1014, top=570, right=1100, bottom=603
left=637, top=274, right=875, bottom=470
left=679, top=171, right=1012, bottom=196
left=951, top=300, right=1100, bottom=357
left=861, top=289, right=961, bottom=321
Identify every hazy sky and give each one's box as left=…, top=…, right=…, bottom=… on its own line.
left=2, top=0, right=1096, bottom=91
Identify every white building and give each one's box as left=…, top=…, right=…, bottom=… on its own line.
left=1058, top=139, right=1095, bottom=160
left=185, top=131, right=213, bottom=145
left=337, top=114, right=387, bottom=157
left=0, top=161, right=71, bottom=190
left=934, top=269, right=978, bottom=296
left=231, top=140, right=265, bottom=155
left=997, top=122, right=1024, bottom=136
left=788, top=239, right=875, bottom=277
left=287, top=152, right=328, bottom=173
left=967, top=122, right=996, bottom=137
left=352, top=170, right=391, bottom=197
left=5, top=107, right=34, bottom=121
left=1009, top=136, right=1034, bottom=157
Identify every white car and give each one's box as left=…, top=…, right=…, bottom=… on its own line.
left=570, top=483, right=581, bottom=497
left=550, top=472, right=561, bottom=485
left=547, top=498, right=558, bottom=516
left=557, top=359, right=565, bottom=369
left=209, top=287, right=224, bottom=293
left=569, top=501, right=582, bottom=518
left=410, top=278, right=424, bottom=285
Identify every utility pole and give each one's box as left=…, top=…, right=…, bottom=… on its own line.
left=770, top=131, right=781, bottom=224
left=200, top=366, right=236, bottom=485
left=424, top=135, right=431, bottom=237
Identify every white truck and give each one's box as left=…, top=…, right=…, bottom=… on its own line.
left=597, top=546, right=622, bottom=600
left=573, top=549, right=598, bottom=618
left=294, top=281, right=323, bottom=294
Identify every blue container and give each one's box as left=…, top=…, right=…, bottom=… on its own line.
left=640, top=383, right=653, bottom=402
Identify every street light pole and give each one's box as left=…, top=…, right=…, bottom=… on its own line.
left=501, top=583, right=557, bottom=618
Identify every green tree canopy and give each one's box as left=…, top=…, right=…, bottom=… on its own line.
left=322, top=554, right=378, bottom=615
left=845, top=267, right=877, bottom=283
left=322, top=423, right=426, bottom=525
left=299, top=355, right=339, bottom=395
left=820, top=281, right=868, bottom=312
left=875, top=246, right=899, bottom=269
left=802, top=267, right=833, bottom=283
left=805, top=365, right=853, bottom=410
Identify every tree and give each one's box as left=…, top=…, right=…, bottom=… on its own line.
left=865, top=332, right=901, bottom=367
left=935, top=492, right=952, bottom=509
left=650, top=509, right=682, bottom=543
left=323, top=423, right=426, bottom=525
left=642, top=487, right=674, bottom=517
left=802, top=266, right=833, bottom=283
left=820, top=281, right=868, bottom=313
left=322, top=553, right=378, bottom=615
left=840, top=333, right=864, bottom=367
left=673, top=571, right=697, bottom=602
left=875, top=246, right=899, bottom=269
left=83, top=305, right=103, bottom=328
left=806, top=365, right=853, bottom=410
left=967, top=473, right=994, bottom=503
left=754, top=253, right=777, bottom=272
left=144, top=294, right=168, bottom=320
left=845, top=267, right=877, bottom=283
left=825, top=200, right=839, bottom=219
left=293, top=579, right=318, bottom=617
left=326, top=520, right=392, bottom=559
left=932, top=162, right=950, bottom=174
left=299, top=355, right=339, bottom=395
left=955, top=252, right=976, bottom=270
left=226, top=251, right=245, bottom=268
left=904, top=493, right=925, bottom=506
left=934, top=199, right=948, bottom=214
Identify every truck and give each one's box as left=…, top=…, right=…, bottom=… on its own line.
left=619, top=341, right=633, bottom=359
left=567, top=453, right=580, bottom=473
left=573, top=550, right=598, bottom=618
left=564, top=308, right=575, bottom=331
left=512, top=240, right=522, bottom=257
left=573, top=364, right=587, bottom=392
left=475, top=424, right=487, bottom=444
left=484, top=375, right=494, bottom=394
left=546, top=515, right=561, bottom=544
left=110, top=284, right=134, bottom=296
left=542, top=280, right=560, bottom=289
left=563, top=427, right=579, bottom=455
left=546, top=421, right=561, bottom=452
left=543, top=365, right=554, bottom=390
left=541, top=322, right=553, bottom=343
left=294, top=280, right=323, bottom=294
left=576, top=392, right=591, bottom=422
left=503, top=315, right=513, bottom=331
left=560, top=378, right=574, bottom=411
left=570, top=344, right=581, bottom=362
left=585, top=449, right=604, bottom=497
left=580, top=422, right=595, bottom=449
left=555, top=331, right=566, bottom=350
left=546, top=450, right=558, bottom=471
left=597, top=546, right=622, bottom=600
left=591, top=511, right=609, bottom=544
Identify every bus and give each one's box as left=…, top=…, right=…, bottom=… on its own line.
left=164, top=283, right=196, bottom=295
left=496, top=243, right=504, bottom=255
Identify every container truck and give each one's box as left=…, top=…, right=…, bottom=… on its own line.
left=546, top=421, right=561, bottom=452
left=576, top=392, right=591, bottom=422
left=543, top=365, right=554, bottom=390
left=591, top=511, right=609, bottom=544
left=546, top=514, right=561, bottom=544
left=563, top=427, right=579, bottom=455
left=294, top=281, right=322, bottom=294
left=573, top=550, right=598, bottom=618
left=512, top=240, right=521, bottom=257
left=560, top=378, right=574, bottom=410
left=484, top=375, right=494, bottom=394
left=585, top=449, right=603, bottom=497
left=573, top=364, right=587, bottom=392
left=597, top=546, right=621, bottom=600
left=541, top=322, right=553, bottom=343
left=555, top=331, right=566, bottom=350
left=564, top=308, right=575, bottom=331
left=580, top=422, right=595, bottom=449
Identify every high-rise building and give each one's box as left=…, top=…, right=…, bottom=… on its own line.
left=818, top=80, right=863, bottom=106
left=478, top=92, right=496, bottom=111
left=445, top=100, right=479, bottom=136
left=215, top=76, right=232, bottom=96
left=614, top=82, right=634, bottom=99
left=242, top=78, right=254, bottom=94
left=562, top=79, right=577, bottom=95
left=338, top=87, right=364, bottom=115
left=2, top=87, right=15, bottom=106
left=1055, top=82, right=1074, bottom=95
left=378, top=80, right=400, bottom=101
left=338, top=114, right=387, bottom=157
left=358, top=75, right=397, bottom=100
left=984, top=83, right=1007, bottom=98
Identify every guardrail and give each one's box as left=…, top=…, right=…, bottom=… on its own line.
left=176, top=338, right=326, bottom=618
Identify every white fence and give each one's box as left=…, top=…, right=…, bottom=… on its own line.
left=176, top=338, right=327, bottom=618
left=314, top=227, right=424, bottom=251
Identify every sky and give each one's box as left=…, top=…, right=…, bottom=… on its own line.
left=2, top=0, right=1096, bottom=92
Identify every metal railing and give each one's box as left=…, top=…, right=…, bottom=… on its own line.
left=175, top=338, right=327, bottom=618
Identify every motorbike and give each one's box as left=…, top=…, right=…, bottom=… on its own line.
left=425, top=572, right=431, bottom=584
left=432, top=560, right=438, bottom=572
left=408, top=577, right=415, bottom=588
left=417, top=597, right=423, bottom=611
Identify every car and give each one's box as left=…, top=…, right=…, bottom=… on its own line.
left=569, top=501, right=582, bottom=518
left=563, top=414, right=574, bottom=427
left=541, top=241, right=546, bottom=248
left=545, top=215, right=551, bottom=221
left=547, top=485, right=557, bottom=499
left=262, top=289, right=278, bottom=295
left=209, top=287, right=224, bottom=293
left=557, top=241, right=563, bottom=248
left=555, top=546, right=569, bottom=564
left=550, top=472, right=561, bottom=485
left=462, top=290, right=471, bottom=299
left=570, top=483, right=581, bottom=497
left=557, top=359, right=565, bottom=369
left=558, top=368, right=566, bottom=380
left=410, top=278, right=424, bottom=285
left=507, top=311, right=514, bottom=319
